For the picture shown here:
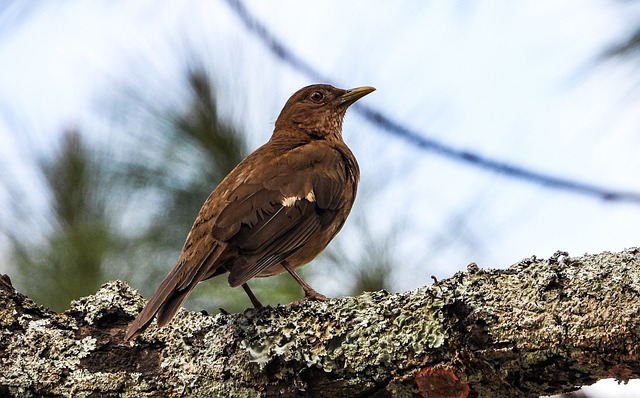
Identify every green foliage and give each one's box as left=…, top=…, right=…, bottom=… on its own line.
left=9, top=130, right=118, bottom=310
left=6, top=68, right=306, bottom=312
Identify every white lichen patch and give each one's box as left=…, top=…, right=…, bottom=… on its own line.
left=156, top=309, right=246, bottom=393
left=63, top=369, right=138, bottom=397
left=2, top=316, right=97, bottom=391
left=68, top=280, right=143, bottom=325
left=0, top=280, right=158, bottom=397
left=0, top=297, right=17, bottom=327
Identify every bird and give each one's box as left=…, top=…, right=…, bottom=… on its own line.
left=124, top=84, right=375, bottom=341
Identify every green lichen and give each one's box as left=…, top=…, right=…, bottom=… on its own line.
left=234, top=288, right=447, bottom=376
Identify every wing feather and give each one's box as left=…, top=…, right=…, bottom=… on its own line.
left=221, top=144, right=349, bottom=287
left=227, top=202, right=323, bottom=286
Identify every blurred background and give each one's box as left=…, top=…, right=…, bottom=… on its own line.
left=0, top=1, right=639, bottom=396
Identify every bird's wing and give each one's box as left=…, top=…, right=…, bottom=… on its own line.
left=214, top=143, right=351, bottom=287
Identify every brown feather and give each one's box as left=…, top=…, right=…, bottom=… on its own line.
left=124, top=84, right=374, bottom=341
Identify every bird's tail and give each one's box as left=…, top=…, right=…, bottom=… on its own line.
left=124, top=268, right=196, bottom=341
left=124, top=246, right=223, bottom=342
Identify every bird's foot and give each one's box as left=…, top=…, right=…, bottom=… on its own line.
left=306, top=290, right=328, bottom=301
left=291, top=290, right=328, bottom=306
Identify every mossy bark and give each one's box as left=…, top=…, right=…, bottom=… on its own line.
left=1, top=248, right=639, bottom=397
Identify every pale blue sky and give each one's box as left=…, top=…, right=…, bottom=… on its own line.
left=0, top=2, right=638, bottom=395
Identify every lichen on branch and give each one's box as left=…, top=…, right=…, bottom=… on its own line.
left=1, top=248, right=639, bottom=397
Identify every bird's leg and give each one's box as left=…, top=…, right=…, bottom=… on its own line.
left=282, top=261, right=328, bottom=302
left=241, top=283, right=263, bottom=308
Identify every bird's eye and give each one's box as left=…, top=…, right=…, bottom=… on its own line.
left=309, top=91, right=324, bottom=102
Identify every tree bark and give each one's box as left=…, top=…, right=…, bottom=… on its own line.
left=1, top=248, right=639, bottom=397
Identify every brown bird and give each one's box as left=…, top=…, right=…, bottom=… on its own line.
left=124, top=84, right=375, bottom=341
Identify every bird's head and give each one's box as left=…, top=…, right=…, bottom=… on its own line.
left=274, top=84, right=375, bottom=141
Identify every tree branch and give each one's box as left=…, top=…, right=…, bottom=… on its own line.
left=1, top=248, right=639, bottom=397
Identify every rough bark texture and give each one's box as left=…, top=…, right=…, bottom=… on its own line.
left=0, top=248, right=639, bottom=397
